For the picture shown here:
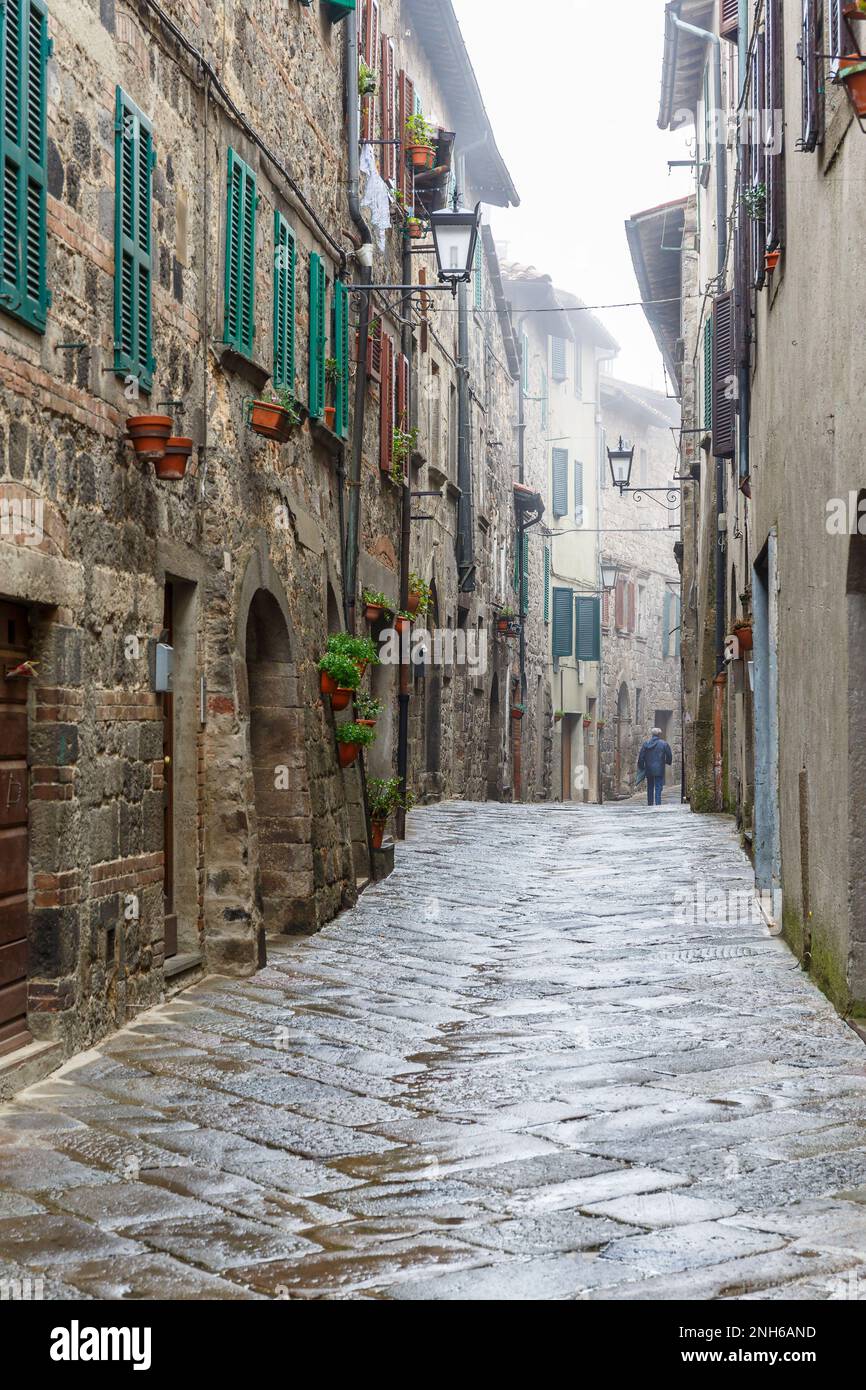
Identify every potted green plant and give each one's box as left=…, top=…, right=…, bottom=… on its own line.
left=324, top=358, right=341, bottom=431
left=404, top=113, right=436, bottom=170
left=394, top=610, right=412, bottom=637
left=554, top=709, right=564, bottom=723
left=407, top=571, right=432, bottom=617
left=354, top=694, right=382, bottom=728
left=362, top=589, right=391, bottom=624
left=733, top=619, right=753, bottom=652
left=336, top=721, right=375, bottom=768
left=597, top=719, right=606, bottom=730
left=327, top=631, right=379, bottom=675
left=366, top=776, right=412, bottom=849
left=127, top=413, right=173, bottom=461
left=406, top=216, right=424, bottom=240
left=155, top=436, right=193, bottom=480
left=318, top=651, right=361, bottom=710
left=496, top=606, right=515, bottom=635
left=359, top=60, right=377, bottom=96
left=389, top=425, right=417, bottom=481
left=250, top=386, right=301, bottom=442
left=743, top=182, right=766, bottom=221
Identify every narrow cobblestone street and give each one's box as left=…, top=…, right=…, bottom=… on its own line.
left=2, top=801, right=866, bottom=1301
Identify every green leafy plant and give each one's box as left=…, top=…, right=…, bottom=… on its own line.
left=405, top=113, right=434, bottom=146
left=327, top=631, right=379, bottom=667
left=336, top=721, right=376, bottom=748
left=744, top=183, right=766, bottom=220
left=362, top=588, right=392, bottom=613
left=498, top=605, right=515, bottom=619
left=392, top=425, right=417, bottom=468
left=325, top=356, right=341, bottom=387
left=359, top=61, right=377, bottom=96
left=367, top=776, right=413, bottom=822
left=554, top=709, right=565, bottom=719
left=258, top=386, right=301, bottom=423
left=408, top=571, right=432, bottom=615
left=318, top=652, right=361, bottom=689
left=354, top=694, right=382, bottom=721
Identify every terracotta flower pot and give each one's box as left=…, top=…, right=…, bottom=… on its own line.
left=839, top=54, right=866, bottom=117
left=407, top=222, right=423, bottom=239
left=365, top=604, right=384, bottom=624
left=407, top=592, right=421, bottom=616
left=511, top=708, right=524, bottom=722
left=496, top=618, right=510, bottom=634
left=733, top=621, right=754, bottom=652
left=338, top=742, right=359, bottom=768
left=250, top=400, right=293, bottom=442
left=320, top=670, right=338, bottom=698
left=154, top=437, right=192, bottom=480
left=395, top=616, right=411, bottom=637
left=324, top=404, right=337, bottom=431
left=371, top=819, right=386, bottom=850
left=407, top=144, right=436, bottom=171
left=356, top=719, right=377, bottom=729
left=127, top=415, right=172, bottom=461
left=765, top=248, right=781, bottom=272
left=331, top=687, right=353, bottom=712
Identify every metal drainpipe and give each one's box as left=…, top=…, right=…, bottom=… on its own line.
left=395, top=241, right=412, bottom=839
left=737, top=0, right=751, bottom=489
left=517, top=327, right=526, bottom=716
left=456, top=280, right=475, bottom=588
left=344, top=10, right=374, bottom=635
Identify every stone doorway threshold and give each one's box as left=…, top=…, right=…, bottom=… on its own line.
left=0, top=1038, right=63, bottom=1103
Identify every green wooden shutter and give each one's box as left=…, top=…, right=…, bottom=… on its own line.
left=575, top=596, right=601, bottom=662
left=308, top=251, right=326, bottom=418
left=674, top=594, right=681, bottom=657
left=703, top=315, right=713, bottom=433
left=551, top=587, right=573, bottom=659
left=543, top=546, right=550, bottom=624
left=334, top=277, right=350, bottom=439
left=113, top=87, right=154, bottom=391
left=272, top=210, right=296, bottom=390
left=521, top=531, right=529, bottom=614
left=662, top=590, right=672, bottom=657
left=551, top=447, right=568, bottom=518
left=473, top=236, right=483, bottom=311
left=327, top=0, right=356, bottom=17
left=573, top=460, right=584, bottom=522
left=551, top=335, right=567, bottom=381
left=223, top=148, right=256, bottom=356
left=0, top=0, right=50, bottom=332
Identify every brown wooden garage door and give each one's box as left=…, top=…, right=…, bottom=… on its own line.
left=0, top=602, right=30, bottom=1056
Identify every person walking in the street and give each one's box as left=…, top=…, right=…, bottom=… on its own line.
left=638, top=727, right=673, bottom=806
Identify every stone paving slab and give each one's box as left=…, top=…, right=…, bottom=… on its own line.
left=0, top=800, right=865, bottom=1300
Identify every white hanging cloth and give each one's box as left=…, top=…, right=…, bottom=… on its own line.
left=360, top=142, right=393, bottom=253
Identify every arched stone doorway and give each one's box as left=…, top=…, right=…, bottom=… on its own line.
left=246, top=589, right=313, bottom=937
left=615, top=681, right=631, bottom=796
left=487, top=673, right=501, bottom=801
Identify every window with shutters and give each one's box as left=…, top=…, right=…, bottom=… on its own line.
left=223, top=148, right=256, bottom=357
left=396, top=70, right=414, bottom=203
left=703, top=316, right=713, bottom=434
left=575, top=597, right=601, bottom=662
left=720, top=0, right=739, bottom=42
left=1, top=0, right=50, bottom=334
left=574, top=460, right=584, bottom=525
left=765, top=0, right=785, bottom=256
left=359, top=1, right=379, bottom=144
left=799, top=0, right=821, bottom=152
left=551, top=448, right=568, bottom=518
left=362, top=313, right=382, bottom=382
left=113, top=87, right=153, bottom=389
left=272, top=211, right=296, bottom=391
left=379, top=331, right=394, bottom=472
left=473, top=236, right=483, bottom=311
left=333, top=279, right=350, bottom=439
left=380, top=35, right=395, bottom=181
left=550, top=335, right=567, bottom=382
left=308, top=251, right=326, bottom=419
left=551, top=587, right=573, bottom=659
left=521, top=531, right=529, bottom=614
left=543, top=546, right=550, bottom=624
left=712, top=291, right=736, bottom=458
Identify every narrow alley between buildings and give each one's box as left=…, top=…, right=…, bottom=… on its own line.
left=1, top=800, right=865, bottom=1302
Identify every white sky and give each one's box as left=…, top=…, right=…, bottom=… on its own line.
left=452, top=0, right=693, bottom=391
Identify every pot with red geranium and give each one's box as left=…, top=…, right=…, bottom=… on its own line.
left=318, top=651, right=361, bottom=711
left=249, top=386, right=301, bottom=442
left=366, top=776, right=413, bottom=850
left=324, top=357, right=341, bottom=432
left=404, top=113, right=437, bottom=171
left=336, top=720, right=375, bottom=769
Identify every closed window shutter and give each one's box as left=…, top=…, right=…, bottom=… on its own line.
left=334, top=279, right=350, bottom=438
left=379, top=332, right=394, bottom=471
left=397, top=70, right=414, bottom=202
left=615, top=577, right=625, bottom=629
left=380, top=35, right=395, bottom=181
left=751, top=34, right=767, bottom=290
left=521, top=531, right=529, bottom=614
left=473, top=236, right=483, bottom=310
left=663, top=590, right=672, bottom=656
left=543, top=546, right=550, bottom=624
left=551, top=587, right=573, bottom=659
left=800, top=0, right=820, bottom=153
left=272, top=211, right=296, bottom=390
left=224, top=148, right=256, bottom=356
left=573, top=460, right=583, bottom=522
left=307, top=252, right=326, bottom=418
left=712, top=290, right=736, bottom=458
left=0, top=0, right=50, bottom=332
left=113, top=87, right=154, bottom=389
left=602, top=588, right=610, bottom=628
left=551, top=447, right=568, bottom=517
left=720, top=0, right=739, bottom=41
left=674, top=595, right=681, bottom=657
left=364, top=314, right=382, bottom=380
left=703, top=316, right=713, bottom=434
left=575, top=597, right=601, bottom=662
left=765, top=0, right=785, bottom=255
left=551, top=335, right=567, bottom=381
left=734, top=200, right=751, bottom=368
left=627, top=581, right=635, bottom=633
left=359, top=0, right=379, bottom=143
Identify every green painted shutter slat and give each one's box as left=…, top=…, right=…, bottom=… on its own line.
left=521, top=531, right=529, bottom=615
left=473, top=236, right=483, bottom=310
left=674, top=594, right=681, bottom=657
left=0, top=0, right=49, bottom=331
left=113, top=86, right=153, bottom=390
left=334, top=278, right=350, bottom=439
left=551, top=447, right=568, bottom=518
left=272, top=210, right=296, bottom=390
left=574, top=460, right=584, bottom=522
left=663, top=590, right=672, bottom=657
left=575, top=596, right=601, bottom=662
left=703, top=315, right=713, bottom=433
left=308, top=251, right=326, bottom=419
left=223, top=148, right=255, bottom=356
left=543, top=546, right=550, bottom=624
left=551, top=587, right=573, bottom=659
left=551, top=335, right=567, bottom=381
left=327, top=0, right=356, bottom=17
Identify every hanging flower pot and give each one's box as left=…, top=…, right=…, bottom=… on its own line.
left=764, top=248, right=781, bottom=273
left=365, top=604, right=384, bottom=624
left=838, top=55, right=866, bottom=116
left=331, top=687, right=354, bottom=712
left=583, top=717, right=592, bottom=728
left=357, top=718, right=377, bottom=730
left=371, top=819, right=386, bottom=850
left=597, top=720, right=606, bottom=730
left=127, top=415, right=172, bottom=462
left=406, top=220, right=424, bottom=240
left=511, top=705, right=525, bottom=722
left=395, top=615, right=411, bottom=637
left=554, top=711, right=564, bottom=724
left=338, top=742, right=360, bottom=768
left=154, top=437, right=192, bottom=480
left=320, top=669, right=338, bottom=699
left=324, top=404, right=337, bottom=431
left=407, top=144, right=436, bottom=171
left=733, top=620, right=754, bottom=652
left=250, top=400, right=294, bottom=442
left=407, top=592, right=421, bottom=616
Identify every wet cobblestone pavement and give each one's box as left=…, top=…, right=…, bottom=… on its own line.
left=2, top=800, right=866, bottom=1300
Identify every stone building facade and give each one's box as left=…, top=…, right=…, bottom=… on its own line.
left=0, top=0, right=519, bottom=1078
left=598, top=378, right=682, bottom=800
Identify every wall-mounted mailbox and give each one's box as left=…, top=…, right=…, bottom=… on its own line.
left=153, top=643, right=174, bottom=693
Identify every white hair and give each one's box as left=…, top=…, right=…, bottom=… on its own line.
left=651, top=727, right=663, bottom=737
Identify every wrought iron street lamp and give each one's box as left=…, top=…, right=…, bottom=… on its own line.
left=600, top=559, right=619, bottom=592
left=607, top=436, right=635, bottom=492
left=429, top=203, right=482, bottom=292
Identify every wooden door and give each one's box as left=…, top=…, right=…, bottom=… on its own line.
left=561, top=717, right=572, bottom=801
left=162, top=585, right=177, bottom=959
left=0, top=602, right=30, bottom=1056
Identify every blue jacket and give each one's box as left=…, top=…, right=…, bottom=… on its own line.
left=638, top=736, right=673, bottom=780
